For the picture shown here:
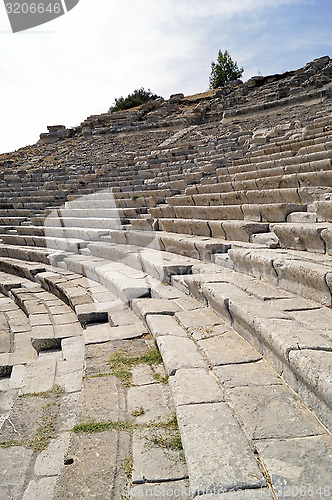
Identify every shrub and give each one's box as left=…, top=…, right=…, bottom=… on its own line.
left=109, top=88, right=163, bottom=112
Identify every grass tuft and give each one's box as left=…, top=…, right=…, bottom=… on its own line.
left=108, top=344, right=162, bottom=386
left=20, top=385, right=64, bottom=399
left=153, top=373, right=169, bottom=385
left=72, top=419, right=134, bottom=434
left=121, top=455, right=134, bottom=478
left=131, top=407, right=145, bottom=418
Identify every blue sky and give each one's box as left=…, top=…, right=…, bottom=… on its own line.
left=0, top=0, right=332, bottom=154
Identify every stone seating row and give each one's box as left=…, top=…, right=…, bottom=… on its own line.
left=0, top=254, right=317, bottom=498
left=170, top=268, right=332, bottom=433
left=23, top=230, right=332, bottom=436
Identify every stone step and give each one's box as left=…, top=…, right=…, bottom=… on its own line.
left=227, top=246, right=332, bottom=306
left=152, top=203, right=307, bottom=223
left=131, top=289, right=332, bottom=495
left=0, top=209, right=35, bottom=217
left=108, top=229, right=234, bottom=261
left=87, top=241, right=197, bottom=284
left=62, top=254, right=151, bottom=304
left=270, top=222, right=332, bottom=254
left=168, top=187, right=331, bottom=207
left=48, top=207, right=147, bottom=218
left=169, top=268, right=332, bottom=432
left=0, top=244, right=67, bottom=267
left=314, top=200, right=332, bottom=221
left=158, top=218, right=270, bottom=242
left=42, top=217, right=126, bottom=230
left=1, top=234, right=87, bottom=253
left=15, top=225, right=109, bottom=241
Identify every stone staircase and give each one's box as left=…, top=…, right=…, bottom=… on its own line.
left=1, top=57, right=332, bottom=499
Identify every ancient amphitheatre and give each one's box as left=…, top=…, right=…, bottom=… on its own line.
left=0, top=56, right=332, bottom=499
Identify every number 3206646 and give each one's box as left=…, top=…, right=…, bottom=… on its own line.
left=5, top=3, right=61, bottom=14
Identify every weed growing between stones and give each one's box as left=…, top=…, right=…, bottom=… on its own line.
left=20, top=385, right=64, bottom=399
left=0, top=397, right=60, bottom=451
left=27, top=400, right=59, bottom=451
left=121, top=455, right=133, bottom=500
left=108, top=343, right=163, bottom=386
left=152, top=373, right=169, bottom=385
left=72, top=419, right=134, bottom=434
left=84, top=372, right=112, bottom=380
left=121, top=455, right=134, bottom=478
left=146, top=414, right=185, bottom=461
left=0, top=438, right=26, bottom=449
left=131, top=406, right=145, bottom=417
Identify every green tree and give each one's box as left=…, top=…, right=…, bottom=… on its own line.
left=109, top=88, right=163, bottom=112
left=209, top=50, right=244, bottom=89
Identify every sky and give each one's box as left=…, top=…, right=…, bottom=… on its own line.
left=0, top=0, right=332, bottom=155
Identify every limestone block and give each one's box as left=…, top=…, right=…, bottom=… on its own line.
left=243, top=203, right=306, bottom=223
left=253, top=317, right=332, bottom=361
left=245, top=188, right=300, bottom=204
left=298, top=187, right=332, bottom=204
left=208, top=220, right=227, bottom=239
left=200, top=282, right=245, bottom=324
left=219, top=191, right=247, bottom=205
left=95, top=265, right=150, bottom=303
left=52, top=431, right=122, bottom=499
left=321, top=228, right=332, bottom=255
left=127, top=384, right=173, bottom=424
left=146, top=314, right=188, bottom=338
left=287, top=211, right=317, bottom=223
left=214, top=359, right=282, bottom=388
left=34, top=432, right=71, bottom=476
left=256, top=435, right=332, bottom=497
left=221, top=221, right=269, bottom=242
left=228, top=385, right=326, bottom=440
left=25, top=477, right=60, bottom=500
left=298, top=169, right=332, bottom=187
left=83, top=322, right=147, bottom=344
left=289, top=349, right=332, bottom=407
left=177, top=403, right=266, bottom=496
left=74, top=301, right=116, bottom=325
left=55, top=359, right=83, bottom=393
left=271, top=223, right=328, bottom=253
left=175, top=307, right=223, bottom=330
left=158, top=233, right=199, bottom=259
left=195, top=238, right=231, bottom=261
left=173, top=206, right=206, bottom=219
left=188, top=219, right=211, bottom=237
left=203, top=205, right=244, bottom=220
left=250, top=232, right=279, bottom=248
left=169, top=367, right=225, bottom=406
left=159, top=218, right=191, bottom=234
left=61, top=336, right=85, bottom=361
left=198, top=331, right=262, bottom=366
left=0, top=447, right=34, bottom=500
left=132, top=429, right=187, bottom=484
left=228, top=248, right=278, bottom=284
left=273, top=258, right=332, bottom=306
left=193, top=192, right=223, bottom=205
left=139, top=248, right=195, bottom=283
left=132, top=298, right=181, bottom=320
left=23, top=360, right=57, bottom=393
left=232, top=178, right=258, bottom=191
left=156, top=336, right=207, bottom=375
left=314, top=200, right=332, bottom=221
left=125, top=230, right=162, bottom=250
